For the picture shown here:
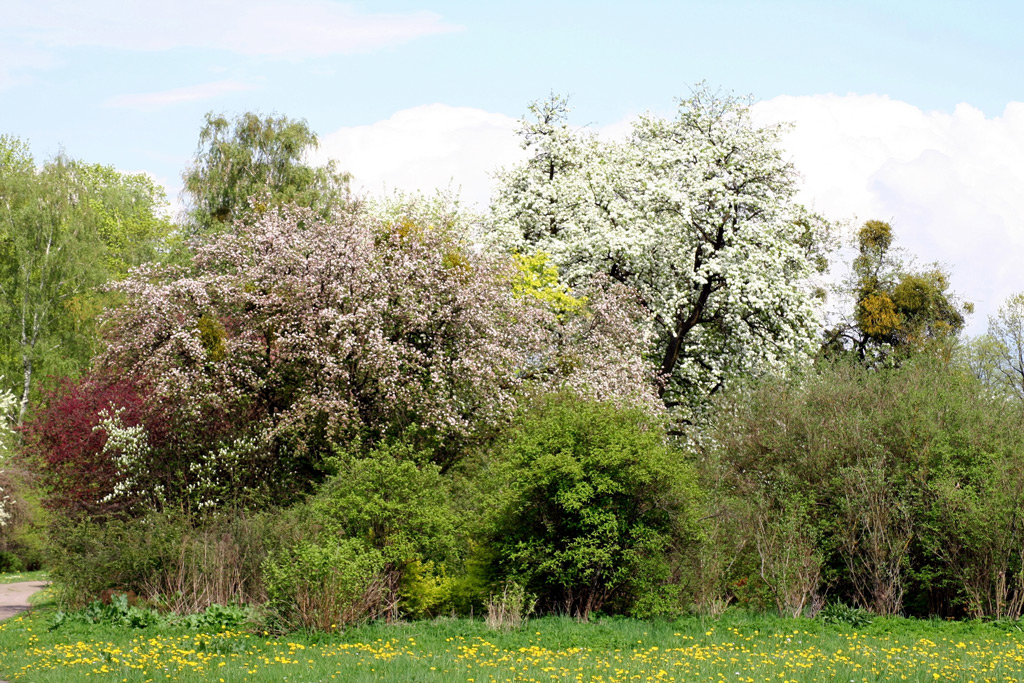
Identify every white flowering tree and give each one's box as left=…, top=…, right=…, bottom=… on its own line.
left=490, top=90, right=833, bottom=420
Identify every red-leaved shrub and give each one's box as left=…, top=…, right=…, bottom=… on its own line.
left=22, top=373, right=155, bottom=517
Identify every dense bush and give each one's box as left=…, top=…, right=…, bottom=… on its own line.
left=47, top=510, right=289, bottom=610
left=487, top=393, right=701, bottom=619
left=262, top=439, right=464, bottom=627
left=309, top=442, right=459, bottom=616
left=704, top=354, right=1024, bottom=618
left=263, top=537, right=386, bottom=631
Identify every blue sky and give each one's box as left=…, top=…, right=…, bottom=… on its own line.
left=2, top=0, right=1022, bottom=332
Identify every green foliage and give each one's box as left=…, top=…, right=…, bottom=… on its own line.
left=0, top=549, right=23, bottom=573
left=0, top=136, right=172, bottom=419
left=263, top=537, right=386, bottom=631
left=195, top=313, right=227, bottom=362
left=173, top=603, right=254, bottom=631
left=47, top=516, right=182, bottom=608
left=48, top=595, right=254, bottom=632
left=707, top=354, right=1024, bottom=617
left=47, top=510, right=283, bottom=611
left=306, top=440, right=460, bottom=620
left=920, top=451, right=1024, bottom=619
left=488, top=392, right=701, bottom=619
left=75, top=593, right=160, bottom=629
left=511, top=251, right=585, bottom=318
left=254, top=439, right=466, bottom=631
left=397, top=559, right=456, bottom=620
left=3, top=480, right=48, bottom=571
left=0, top=459, right=47, bottom=570
left=970, top=292, right=1024, bottom=401
left=857, top=218, right=894, bottom=253
left=182, top=111, right=350, bottom=235
left=818, top=602, right=874, bottom=627
left=312, top=441, right=458, bottom=567
left=753, top=493, right=823, bottom=618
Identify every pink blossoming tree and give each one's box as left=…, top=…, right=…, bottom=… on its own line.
left=47, top=197, right=657, bottom=512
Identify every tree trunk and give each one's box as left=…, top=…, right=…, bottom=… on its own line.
left=18, top=355, right=32, bottom=427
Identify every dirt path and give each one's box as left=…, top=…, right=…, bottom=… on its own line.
left=0, top=581, right=48, bottom=621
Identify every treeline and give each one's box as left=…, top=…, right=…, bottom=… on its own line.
left=3, top=88, right=1024, bottom=626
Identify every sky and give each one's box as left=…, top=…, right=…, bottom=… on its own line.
left=2, top=0, right=1022, bottom=334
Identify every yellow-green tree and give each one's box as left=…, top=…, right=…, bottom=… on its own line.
left=826, top=220, right=970, bottom=361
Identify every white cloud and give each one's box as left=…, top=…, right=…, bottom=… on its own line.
left=103, top=80, right=254, bottom=111
left=314, top=104, right=524, bottom=209
left=751, top=94, right=1024, bottom=334
left=6, top=0, right=461, bottom=58
left=313, top=106, right=646, bottom=211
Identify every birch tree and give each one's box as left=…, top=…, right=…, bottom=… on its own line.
left=182, top=112, right=350, bottom=236
left=0, top=137, right=171, bottom=422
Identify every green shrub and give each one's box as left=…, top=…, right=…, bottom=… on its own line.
left=818, top=602, right=873, bottom=628
left=487, top=392, right=701, bottom=619
left=707, top=355, right=1024, bottom=618
left=0, top=550, right=23, bottom=573
left=308, top=440, right=459, bottom=620
left=47, top=514, right=183, bottom=607
left=263, top=537, right=386, bottom=631
left=47, top=509, right=288, bottom=610
left=398, top=559, right=457, bottom=620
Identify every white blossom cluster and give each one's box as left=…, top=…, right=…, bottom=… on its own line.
left=184, top=436, right=260, bottom=511
left=96, top=407, right=157, bottom=509
left=490, top=90, right=834, bottom=419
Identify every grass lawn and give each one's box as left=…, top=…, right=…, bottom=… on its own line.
left=2, top=603, right=1024, bottom=682
left=0, top=570, right=48, bottom=585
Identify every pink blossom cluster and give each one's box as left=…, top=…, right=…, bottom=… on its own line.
left=92, top=199, right=655, bottom=498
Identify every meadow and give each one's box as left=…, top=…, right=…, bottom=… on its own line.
left=3, top=598, right=1024, bottom=683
